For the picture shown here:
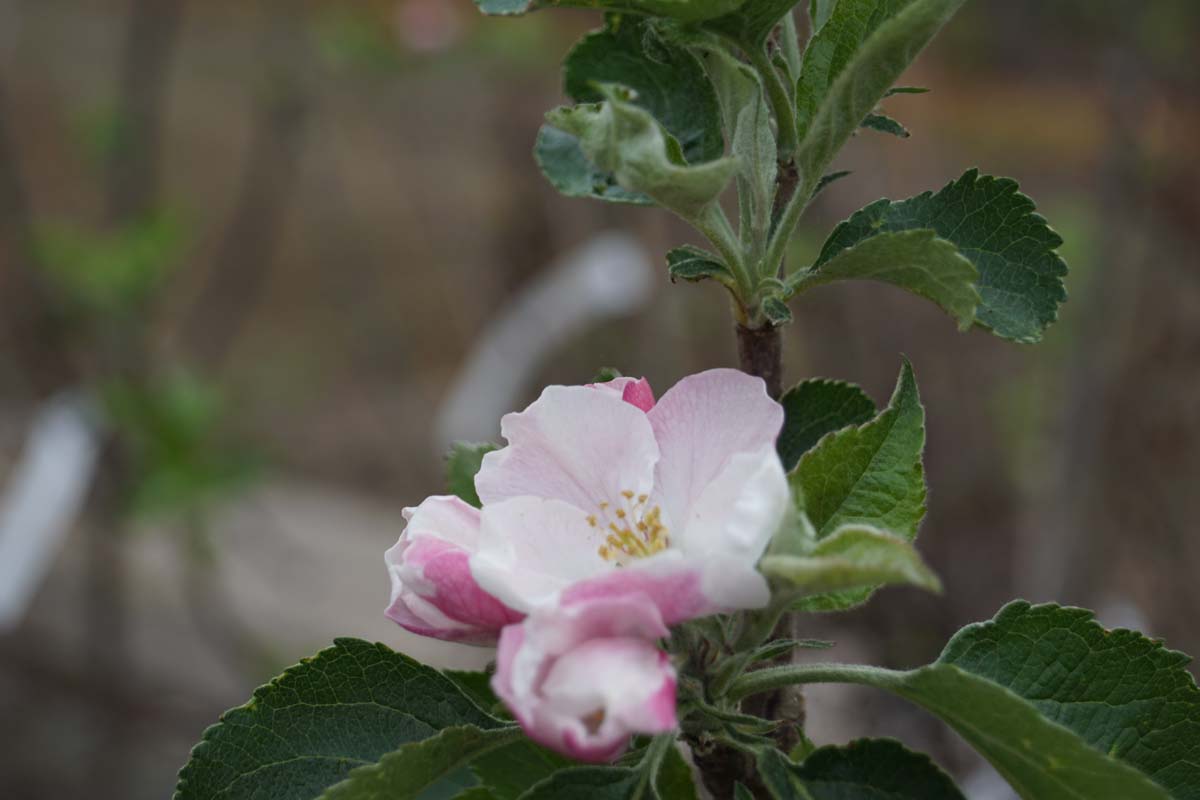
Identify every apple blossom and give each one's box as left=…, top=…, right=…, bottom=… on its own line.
left=384, top=495, right=522, bottom=644
left=492, top=593, right=677, bottom=762
left=469, top=368, right=789, bottom=623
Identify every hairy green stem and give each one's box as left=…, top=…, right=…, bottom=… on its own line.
left=764, top=171, right=818, bottom=285
left=637, top=733, right=676, bottom=793
left=695, top=202, right=753, bottom=298
left=728, top=662, right=902, bottom=702
left=780, top=10, right=804, bottom=80
left=746, top=45, right=798, bottom=163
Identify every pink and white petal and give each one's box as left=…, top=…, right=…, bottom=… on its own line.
left=492, top=596, right=675, bottom=763
left=385, top=587, right=495, bottom=645
left=561, top=550, right=709, bottom=624
left=670, top=446, right=789, bottom=565
left=400, top=495, right=483, bottom=550
left=415, top=545, right=523, bottom=629
left=561, top=548, right=770, bottom=622
left=470, top=496, right=612, bottom=612
left=475, top=386, right=659, bottom=511
left=587, top=376, right=655, bottom=412
left=647, top=369, right=783, bottom=534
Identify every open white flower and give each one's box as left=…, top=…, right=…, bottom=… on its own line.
left=468, top=368, right=788, bottom=623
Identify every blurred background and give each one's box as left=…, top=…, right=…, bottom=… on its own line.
left=1, top=1, right=1197, bottom=797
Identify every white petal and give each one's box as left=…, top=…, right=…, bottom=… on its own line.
left=647, top=369, right=783, bottom=535
left=470, top=496, right=611, bottom=612
left=399, top=494, right=482, bottom=549
left=475, top=386, right=659, bottom=513
left=672, top=447, right=789, bottom=563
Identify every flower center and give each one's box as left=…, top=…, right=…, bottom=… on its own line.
left=590, top=490, right=669, bottom=563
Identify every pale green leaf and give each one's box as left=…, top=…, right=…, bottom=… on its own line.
left=757, top=739, right=966, bottom=799
left=174, top=639, right=501, bottom=800
left=790, top=229, right=981, bottom=331
left=475, top=0, right=746, bottom=21
left=808, top=0, right=836, bottom=32
left=763, top=296, right=793, bottom=324
left=547, top=84, right=737, bottom=222
left=777, top=377, right=876, bottom=472
left=811, top=169, right=1068, bottom=342
left=446, top=443, right=496, bottom=509
left=705, top=0, right=805, bottom=47
left=761, top=523, right=941, bottom=596
left=537, top=17, right=724, bottom=206
left=794, top=0, right=967, bottom=183
left=534, top=125, right=652, bottom=205
left=319, top=725, right=523, bottom=800
left=667, top=244, right=734, bottom=285
left=793, top=359, right=925, bottom=540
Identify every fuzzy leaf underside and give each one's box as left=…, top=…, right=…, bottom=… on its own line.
left=548, top=85, right=737, bottom=221
left=812, top=169, right=1068, bottom=342
left=761, top=523, right=941, bottom=598
left=537, top=15, right=724, bottom=206
left=794, top=0, right=967, bottom=183
left=791, top=229, right=981, bottom=331
left=173, top=639, right=500, bottom=800
left=667, top=244, right=733, bottom=284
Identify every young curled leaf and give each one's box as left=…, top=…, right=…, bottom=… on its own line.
left=546, top=84, right=737, bottom=222
left=667, top=245, right=734, bottom=286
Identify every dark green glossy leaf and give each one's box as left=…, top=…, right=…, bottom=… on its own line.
left=810, top=169, right=1068, bottom=342
left=757, top=739, right=966, bottom=799
left=173, top=639, right=500, bottom=800
left=777, top=378, right=876, bottom=471
left=446, top=443, right=497, bottom=509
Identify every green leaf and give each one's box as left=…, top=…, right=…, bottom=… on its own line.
left=930, top=601, right=1200, bottom=799
left=762, top=296, right=793, bottom=325
left=691, top=42, right=776, bottom=243
left=757, top=739, right=966, bottom=799
left=793, top=359, right=925, bottom=540
left=808, top=0, right=835, bottom=32
left=445, top=669, right=500, bottom=713
left=809, top=169, right=1068, bottom=342
left=565, top=18, right=724, bottom=166
left=472, top=741, right=572, bottom=800
left=446, top=443, right=497, bottom=509
left=813, top=169, right=852, bottom=197
left=451, top=790, right=499, bottom=800
left=475, top=0, right=746, bottom=22
left=547, top=84, right=737, bottom=222
left=733, top=602, right=1200, bottom=800
left=789, top=229, right=981, bottom=331
left=174, top=639, right=501, bottom=800
left=705, top=0, right=805, bottom=48
left=861, top=111, right=910, bottom=137
left=534, top=126, right=652, bottom=205
left=884, top=85, right=929, bottom=96
left=319, top=725, right=524, bottom=800
left=794, top=0, right=967, bottom=183
left=655, top=743, right=701, bottom=800
left=733, top=783, right=756, bottom=800
left=777, top=378, right=876, bottom=471
left=517, top=767, right=642, bottom=800
left=761, top=523, right=941, bottom=596
left=537, top=16, right=724, bottom=208
left=667, top=244, right=734, bottom=285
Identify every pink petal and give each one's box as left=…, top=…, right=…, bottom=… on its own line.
left=384, top=496, right=521, bottom=645
left=492, top=595, right=676, bottom=763
left=587, top=376, right=655, bottom=413
left=475, top=385, right=659, bottom=512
